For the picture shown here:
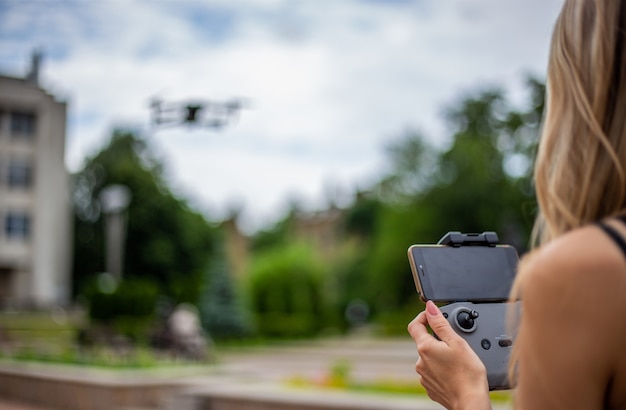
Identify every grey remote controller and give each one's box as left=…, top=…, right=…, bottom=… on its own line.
left=438, top=301, right=520, bottom=390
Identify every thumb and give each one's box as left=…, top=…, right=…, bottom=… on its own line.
left=425, top=301, right=457, bottom=344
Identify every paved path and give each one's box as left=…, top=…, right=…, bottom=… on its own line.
left=211, top=336, right=421, bottom=385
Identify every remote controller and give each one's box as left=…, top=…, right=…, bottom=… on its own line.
left=439, top=301, right=520, bottom=390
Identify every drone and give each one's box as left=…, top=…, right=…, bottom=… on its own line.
left=150, top=97, right=248, bottom=130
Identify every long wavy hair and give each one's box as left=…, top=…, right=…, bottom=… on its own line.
left=533, top=0, right=626, bottom=244
left=509, top=0, right=626, bottom=385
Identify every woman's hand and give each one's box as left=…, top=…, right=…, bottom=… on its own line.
left=407, top=301, right=491, bottom=410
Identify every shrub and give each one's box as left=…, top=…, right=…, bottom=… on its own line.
left=84, top=275, right=160, bottom=343
left=88, top=276, right=159, bottom=321
left=247, top=243, right=328, bottom=338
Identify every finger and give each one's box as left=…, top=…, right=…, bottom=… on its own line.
left=407, top=311, right=432, bottom=343
left=424, top=300, right=457, bottom=344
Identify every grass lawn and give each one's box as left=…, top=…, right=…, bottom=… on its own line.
left=0, top=310, right=209, bottom=369
left=0, top=309, right=83, bottom=348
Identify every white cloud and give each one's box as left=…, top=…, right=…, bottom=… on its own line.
left=1, top=0, right=563, bottom=231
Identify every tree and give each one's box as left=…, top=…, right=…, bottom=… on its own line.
left=72, top=130, right=217, bottom=304
left=360, top=80, right=544, bottom=324
left=199, top=240, right=251, bottom=339
left=377, top=129, right=438, bottom=203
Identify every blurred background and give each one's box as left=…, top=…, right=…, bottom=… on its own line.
left=0, top=0, right=562, bottom=408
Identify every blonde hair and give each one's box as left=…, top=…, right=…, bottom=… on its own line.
left=509, top=0, right=626, bottom=386
left=532, top=0, right=626, bottom=245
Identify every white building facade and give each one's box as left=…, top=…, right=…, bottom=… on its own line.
left=0, top=55, right=72, bottom=307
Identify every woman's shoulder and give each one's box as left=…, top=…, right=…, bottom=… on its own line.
left=522, top=223, right=626, bottom=294
left=519, top=222, right=626, bottom=333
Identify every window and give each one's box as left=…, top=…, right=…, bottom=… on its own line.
left=10, top=112, right=36, bottom=137
left=7, top=160, right=33, bottom=189
left=5, top=212, right=31, bottom=240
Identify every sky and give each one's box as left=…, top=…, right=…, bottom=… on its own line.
left=0, top=0, right=563, bottom=233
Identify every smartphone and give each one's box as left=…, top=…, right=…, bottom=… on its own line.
left=407, top=244, right=519, bottom=303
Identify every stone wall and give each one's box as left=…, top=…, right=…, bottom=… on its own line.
left=0, top=365, right=179, bottom=410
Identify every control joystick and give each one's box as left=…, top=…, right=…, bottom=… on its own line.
left=456, top=310, right=479, bottom=331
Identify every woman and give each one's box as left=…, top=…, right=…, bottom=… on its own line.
left=407, top=0, right=626, bottom=408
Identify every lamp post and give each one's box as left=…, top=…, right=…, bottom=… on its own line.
left=99, top=184, right=132, bottom=281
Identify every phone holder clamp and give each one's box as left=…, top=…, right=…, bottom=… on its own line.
left=437, top=231, right=499, bottom=247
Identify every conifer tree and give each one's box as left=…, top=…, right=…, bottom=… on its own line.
left=200, top=241, right=250, bottom=339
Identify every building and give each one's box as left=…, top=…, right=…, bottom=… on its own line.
left=0, top=52, right=72, bottom=308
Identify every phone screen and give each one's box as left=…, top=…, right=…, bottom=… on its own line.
left=408, top=245, right=518, bottom=302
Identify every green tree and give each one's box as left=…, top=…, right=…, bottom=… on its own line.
left=360, top=80, right=543, bottom=328
left=377, top=129, right=439, bottom=203
left=424, top=89, right=530, bottom=237
left=200, top=240, right=251, bottom=339
left=72, top=130, right=217, bottom=304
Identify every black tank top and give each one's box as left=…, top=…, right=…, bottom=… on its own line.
left=597, top=214, right=626, bottom=258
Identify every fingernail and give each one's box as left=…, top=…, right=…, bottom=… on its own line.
left=426, top=300, right=439, bottom=316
